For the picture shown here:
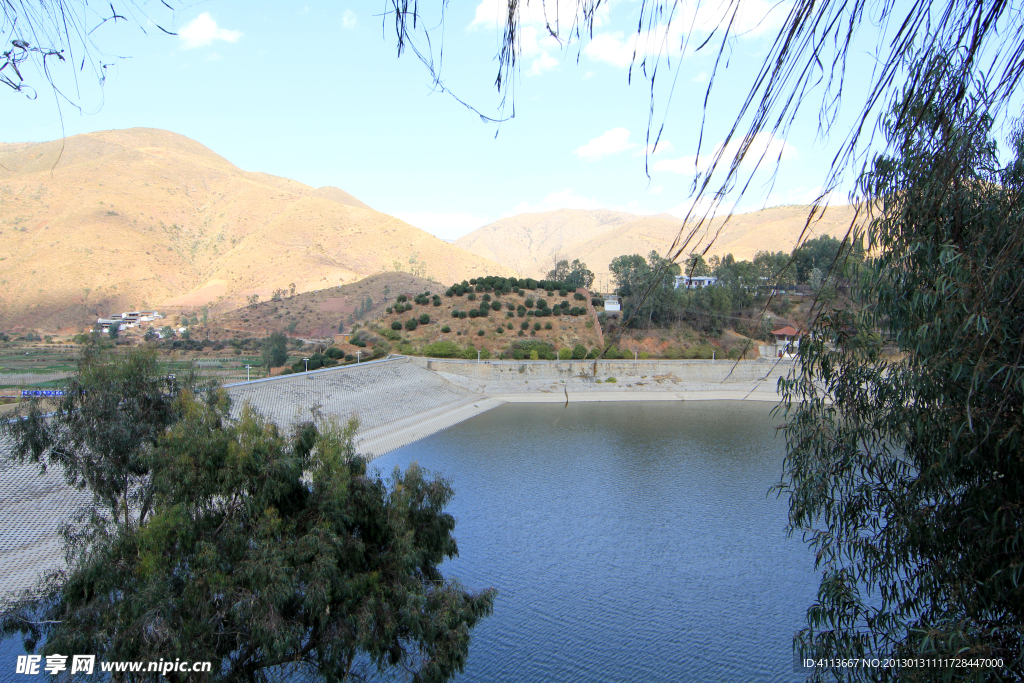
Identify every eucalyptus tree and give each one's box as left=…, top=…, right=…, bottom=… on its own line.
left=777, top=61, right=1024, bottom=680
left=1, top=348, right=494, bottom=682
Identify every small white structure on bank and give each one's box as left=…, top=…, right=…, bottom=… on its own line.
left=602, top=294, right=621, bottom=313
left=771, top=325, right=801, bottom=358
left=674, top=275, right=718, bottom=289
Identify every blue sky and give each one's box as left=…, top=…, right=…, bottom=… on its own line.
left=4, top=0, right=867, bottom=239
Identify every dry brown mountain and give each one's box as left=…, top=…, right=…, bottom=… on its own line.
left=0, top=128, right=510, bottom=332
left=455, top=205, right=860, bottom=280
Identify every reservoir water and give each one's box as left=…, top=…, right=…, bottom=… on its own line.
left=371, top=401, right=818, bottom=682
left=0, top=400, right=818, bottom=682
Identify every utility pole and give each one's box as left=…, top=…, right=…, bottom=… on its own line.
left=303, top=358, right=310, bottom=372
left=245, top=364, right=252, bottom=382
left=356, top=350, right=361, bottom=363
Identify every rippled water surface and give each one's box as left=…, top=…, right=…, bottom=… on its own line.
left=372, top=401, right=817, bottom=683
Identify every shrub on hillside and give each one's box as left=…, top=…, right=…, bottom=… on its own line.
left=477, top=329, right=485, bottom=336
left=482, top=293, right=491, bottom=302
left=591, top=297, right=602, bottom=306
left=517, top=305, right=526, bottom=316
left=445, top=288, right=455, bottom=297
left=585, top=349, right=599, bottom=359
left=397, top=295, right=407, bottom=303
left=559, top=289, right=568, bottom=297
left=480, top=348, right=491, bottom=359
left=467, top=293, right=476, bottom=301
left=441, top=325, right=451, bottom=333
left=345, top=354, right=354, bottom=362
left=404, top=319, right=418, bottom=331
left=418, top=313, right=430, bottom=325
left=520, top=321, right=529, bottom=330
left=469, top=310, right=479, bottom=319
left=382, top=329, right=401, bottom=341
left=639, top=352, right=651, bottom=360
left=491, top=301, right=501, bottom=311
left=572, top=344, right=587, bottom=359
left=574, top=292, right=585, bottom=300
left=533, top=323, right=541, bottom=331
left=524, top=298, right=534, bottom=308
left=558, top=347, right=572, bottom=360
left=423, top=341, right=462, bottom=358
left=391, top=321, right=402, bottom=331
left=496, top=327, right=504, bottom=334
left=544, top=322, right=552, bottom=330
left=386, top=307, right=393, bottom=314
left=462, top=346, right=477, bottom=360
left=510, top=340, right=555, bottom=358
left=326, top=347, right=344, bottom=359
left=529, top=350, right=539, bottom=360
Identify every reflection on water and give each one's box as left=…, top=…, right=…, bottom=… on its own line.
left=372, top=401, right=816, bottom=683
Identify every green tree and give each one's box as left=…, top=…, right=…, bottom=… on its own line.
left=1, top=347, right=201, bottom=527
left=778, top=71, right=1024, bottom=678
left=261, top=331, right=289, bottom=369
left=1, top=353, right=494, bottom=682
left=684, top=253, right=711, bottom=276
left=609, top=254, right=649, bottom=298
left=547, top=259, right=595, bottom=289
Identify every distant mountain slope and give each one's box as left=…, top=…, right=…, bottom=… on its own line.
left=455, top=205, right=860, bottom=278
left=454, top=209, right=638, bottom=276
left=0, top=128, right=510, bottom=331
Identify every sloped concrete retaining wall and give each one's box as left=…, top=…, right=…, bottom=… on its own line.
left=409, top=357, right=795, bottom=384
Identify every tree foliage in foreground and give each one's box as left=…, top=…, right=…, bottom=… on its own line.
left=1, top=348, right=494, bottom=682
left=777, top=64, right=1024, bottom=681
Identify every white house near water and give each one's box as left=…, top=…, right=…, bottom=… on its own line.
left=674, top=275, right=718, bottom=289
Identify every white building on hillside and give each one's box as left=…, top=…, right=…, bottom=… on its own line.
left=674, top=275, right=718, bottom=289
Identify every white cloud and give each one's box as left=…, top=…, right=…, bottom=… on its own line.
left=653, top=132, right=797, bottom=175
left=575, top=128, right=637, bottom=160
left=634, top=140, right=674, bottom=157
left=583, top=31, right=638, bottom=68
left=649, top=185, right=664, bottom=195
left=392, top=211, right=488, bottom=240
left=691, top=70, right=708, bottom=83
left=342, top=9, right=357, bottom=29
left=179, top=13, right=242, bottom=49
left=584, top=0, right=791, bottom=69
left=528, top=50, right=559, bottom=75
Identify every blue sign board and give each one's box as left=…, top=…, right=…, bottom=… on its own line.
left=21, top=390, right=65, bottom=397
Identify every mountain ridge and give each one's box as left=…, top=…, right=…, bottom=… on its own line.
left=455, top=204, right=861, bottom=278
left=0, top=128, right=510, bottom=332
